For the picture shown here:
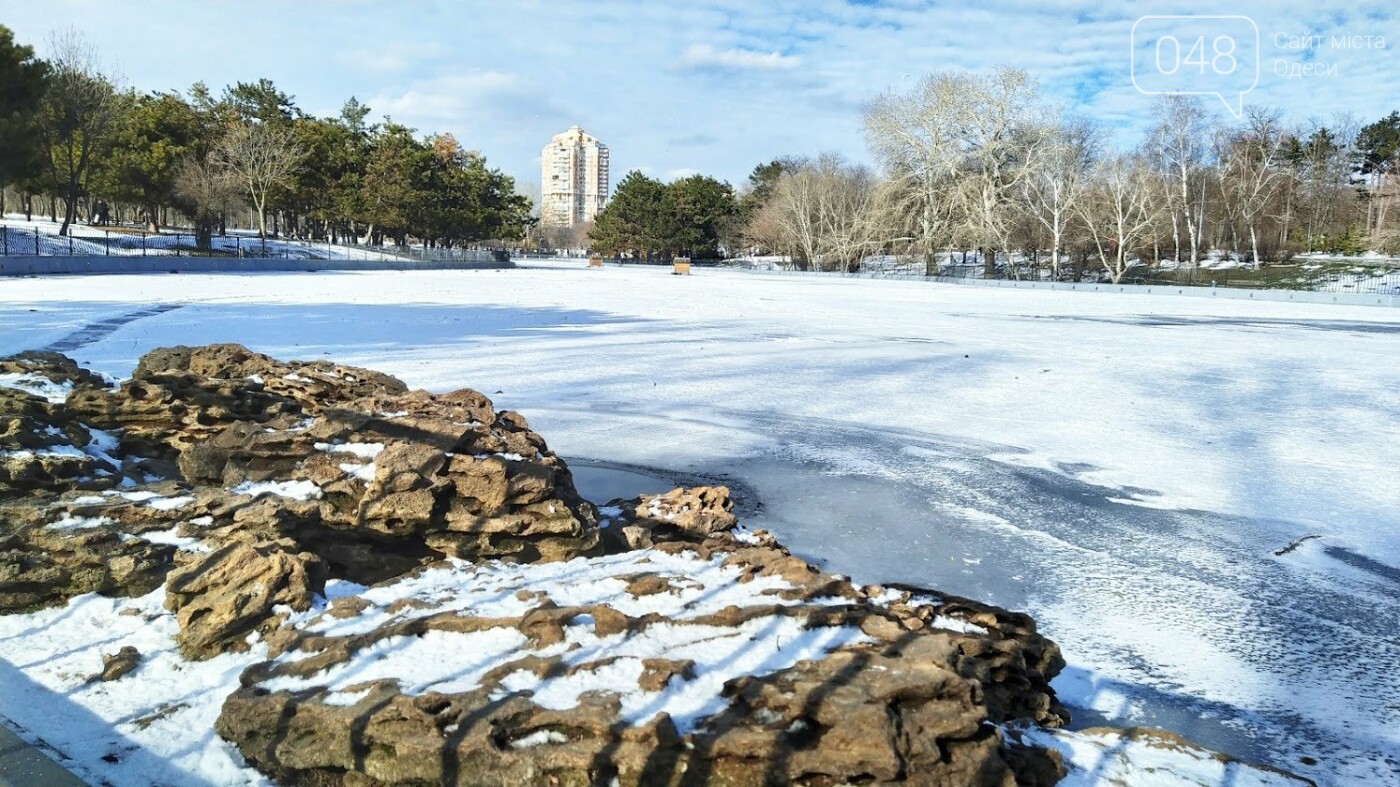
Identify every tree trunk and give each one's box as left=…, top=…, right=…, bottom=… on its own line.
left=982, top=247, right=995, bottom=277
left=195, top=213, right=213, bottom=249
left=1170, top=211, right=1180, bottom=262
left=59, top=186, right=78, bottom=236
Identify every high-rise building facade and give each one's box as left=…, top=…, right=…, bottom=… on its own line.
left=540, top=125, right=609, bottom=227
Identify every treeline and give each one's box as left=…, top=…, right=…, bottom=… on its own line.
left=585, top=163, right=796, bottom=260
left=592, top=67, right=1400, bottom=278
left=0, top=27, right=530, bottom=248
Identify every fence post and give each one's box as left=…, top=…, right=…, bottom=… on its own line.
left=68, top=234, right=73, bottom=255
left=261, top=236, right=266, bottom=257
left=34, top=228, right=40, bottom=256
left=2, top=227, right=7, bottom=256
left=105, top=230, right=109, bottom=255
left=142, top=233, right=147, bottom=256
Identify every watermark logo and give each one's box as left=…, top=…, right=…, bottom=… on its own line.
left=1131, top=15, right=1260, bottom=118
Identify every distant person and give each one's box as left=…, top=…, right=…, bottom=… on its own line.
left=93, top=200, right=110, bottom=226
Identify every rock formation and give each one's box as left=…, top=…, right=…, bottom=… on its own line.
left=1, top=344, right=600, bottom=619
left=215, top=528, right=1068, bottom=786
left=87, top=646, right=142, bottom=683
left=598, top=485, right=738, bottom=551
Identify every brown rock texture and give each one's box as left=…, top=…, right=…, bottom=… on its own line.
left=165, top=539, right=328, bottom=659
left=214, top=533, right=1068, bottom=787
left=0, top=353, right=119, bottom=498
left=0, top=517, right=176, bottom=613
left=1, top=344, right=601, bottom=623
left=87, top=645, right=142, bottom=683
left=605, top=485, right=737, bottom=540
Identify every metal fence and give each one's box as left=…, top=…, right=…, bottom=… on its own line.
left=846, top=259, right=1400, bottom=295
left=717, top=256, right=1400, bottom=296
left=0, top=225, right=509, bottom=263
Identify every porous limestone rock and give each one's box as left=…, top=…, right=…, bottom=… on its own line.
left=0, top=517, right=175, bottom=613
left=164, top=539, right=327, bottom=660
left=599, top=485, right=738, bottom=553
left=87, top=645, right=142, bottom=683
left=214, top=535, right=1067, bottom=787
left=1, top=344, right=600, bottom=629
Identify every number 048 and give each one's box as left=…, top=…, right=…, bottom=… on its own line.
left=1154, top=35, right=1238, bottom=75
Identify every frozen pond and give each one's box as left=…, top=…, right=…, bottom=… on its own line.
left=3, top=262, right=1397, bottom=784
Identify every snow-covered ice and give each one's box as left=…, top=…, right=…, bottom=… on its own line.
left=1021, top=727, right=1311, bottom=786
left=2, top=260, right=1397, bottom=784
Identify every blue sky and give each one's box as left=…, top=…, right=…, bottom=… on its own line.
left=5, top=0, right=1398, bottom=191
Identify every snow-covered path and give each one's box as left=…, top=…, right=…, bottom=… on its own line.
left=2, top=261, right=1397, bottom=784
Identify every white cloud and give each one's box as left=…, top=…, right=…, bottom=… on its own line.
left=678, top=43, right=801, bottom=71
left=370, top=70, right=529, bottom=124
left=3, top=0, right=1397, bottom=188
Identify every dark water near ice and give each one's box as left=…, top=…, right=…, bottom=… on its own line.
left=567, top=462, right=676, bottom=504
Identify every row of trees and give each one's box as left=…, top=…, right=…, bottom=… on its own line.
left=586, top=66, right=1399, bottom=279
left=744, top=68, right=1400, bottom=278
left=0, top=26, right=530, bottom=248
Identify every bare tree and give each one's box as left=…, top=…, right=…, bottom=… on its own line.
left=1146, top=95, right=1214, bottom=269
left=37, top=28, right=124, bottom=236
left=958, top=70, right=1048, bottom=276
left=217, top=121, right=306, bottom=238
left=864, top=68, right=1045, bottom=276
left=1022, top=117, right=1100, bottom=279
left=1077, top=155, right=1161, bottom=283
left=863, top=74, right=966, bottom=273
left=743, top=198, right=795, bottom=264
left=537, top=220, right=590, bottom=252
left=174, top=156, right=244, bottom=249
left=753, top=154, right=879, bottom=271
left=1215, top=108, right=1288, bottom=264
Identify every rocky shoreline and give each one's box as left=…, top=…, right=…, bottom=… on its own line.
left=0, top=345, right=1306, bottom=786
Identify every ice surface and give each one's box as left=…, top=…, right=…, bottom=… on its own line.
left=1020, top=727, right=1311, bottom=786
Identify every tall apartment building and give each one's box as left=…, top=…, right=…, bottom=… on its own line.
left=540, top=125, right=609, bottom=227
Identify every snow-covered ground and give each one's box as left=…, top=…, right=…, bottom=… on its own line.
left=2, top=259, right=1397, bottom=785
